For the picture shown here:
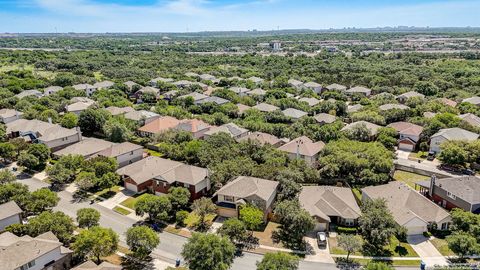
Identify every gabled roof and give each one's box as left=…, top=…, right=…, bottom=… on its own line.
left=460, top=113, right=480, bottom=127
left=176, top=119, right=211, bottom=133
left=0, top=201, right=22, bottom=220
left=150, top=77, right=174, bottom=83
left=299, top=97, right=320, bottom=107
left=124, top=81, right=139, bottom=88
left=314, top=113, right=336, bottom=124
left=199, top=74, right=216, bottom=81
left=326, top=83, right=347, bottom=91
left=215, top=176, right=278, bottom=202
left=247, top=88, right=267, bottom=96
left=0, top=109, right=22, bottom=119
left=288, top=79, right=304, bottom=87
left=96, top=142, right=143, bottom=158
left=282, top=108, right=308, bottom=119
left=347, top=104, right=363, bottom=113
left=15, top=89, right=42, bottom=99
left=362, top=182, right=451, bottom=226
left=341, top=121, right=381, bottom=136
left=178, top=92, right=208, bottom=102
left=299, top=186, right=361, bottom=222
left=116, top=156, right=208, bottom=185
left=93, top=81, right=114, bottom=88
left=253, top=103, right=279, bottom=112
left=248, top=76, right=264, bottom=83
left=229, top=87, right=250, bottom=95
left=431, top=127, right=479, bottom=141
left=418, top=176, right=480, bottom=205
left=66, top=101, right=94, bottom=112
left=44, top=86, right=63, bottom=93
left=196, top=96, right=230, bottom=105
left=379, top=103, right=409, bottom=111
left=237, top=131, right=282, bottom=146
left=72, top=260, right=122, bottom=270
left=397, top=91, right=425, bottom=100
left=346, top=86, right=371, bottom=94
left=236, top=103, right=252, bottom=114
left=204, top=123, right=248, bottom=138
left=436, top=98, right=457, bottom=107
left=54, top=137, right=115, bottom=158
left=387, top=121, right=423, bottom=137
left=6, top=119, right=79, bottom=142
left=278, top=136, right=325, bottom=157
left=138, top=116, right=182, bottom=134
left=136, top=86, right=160, bottom=95
left=124, top=110, right=159, bottom=122
left=105, top=106, right=135, bottom=116
left=303, top=81, right=321, bottom=88
left=462, top=96, right=480, bottom=105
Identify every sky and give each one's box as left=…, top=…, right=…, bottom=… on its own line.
left=0, top=0, right=479, bottom=33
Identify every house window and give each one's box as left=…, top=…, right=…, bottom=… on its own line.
left=344, top=219, right=354, bottom=226
left=224, top=196, right=234, bottom=202
left=27, top=261, right=35, bottom=268
left=441, top=223, right=449, bottom=230
left=184, top=184, right=190, bottom=188
left=130, top=151, right=134, bottom=155
left=447, top=192, right=456, bottom=200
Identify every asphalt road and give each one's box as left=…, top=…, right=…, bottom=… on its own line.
left=17, top=177, right=419, bottom=270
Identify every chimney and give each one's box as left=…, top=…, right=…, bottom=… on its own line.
left=47, top=117, right=52, bottom=124
left=76, top=126, right=82, bottom=141
left=296, top=143, right=300, bottom=159
left=429, top=174, right=436, bottom=197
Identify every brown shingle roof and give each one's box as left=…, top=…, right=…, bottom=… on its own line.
left=96, top=142, right=143, bottom=158
left=387, top=121, right=424, bottom=137
left=278, top=136, right=325, bottom=157
left=138, top=116, right=182, bottom=134
left=215, top=176, right=278, bottom=201
left=237, top=131, right=282, bottom=146
left=0, top=201, right=22, bottom=220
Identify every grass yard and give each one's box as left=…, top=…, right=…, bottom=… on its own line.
left=120, top=193, right=150, bottom=209
left=328, top=237, right=362, bottom=256
left=95, top=185, right=121, bottom=199
left=329, top=235, right=418, bottom=257
left=393, top=170, right=429, bottom=189
left=146, top=149, right=163, bottom=157
left=93, top=71, right=103, bottom=81
left=430, top=237, right=454, bottom=256
left=184, top=212, right=216, bottom=228
left=113, top=206, right=131, bottom=215
left=252, top=222, right=284, bottom=248
left=337, top=258, right=422, bottom=267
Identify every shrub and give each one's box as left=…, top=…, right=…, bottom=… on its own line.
left=176, top=210, right=189, bottom=227
left=336, top=226, right=357, bottom=234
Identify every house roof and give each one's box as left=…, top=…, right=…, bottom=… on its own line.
left=341, top=121, right=381, bottom=136
left=299, top=97, right=320, bottom=107
left=397, top=91, right=425, bottom=100
left=282, top=108, right=308, bottom=119
left=418, top=176, right=480, bottom=205
left=431, top=127, right=479, bottom=141
left=362, top=182, right=451, bottom=226
left=346, top=86, right=371, bottom=94
left=150, top=77, right=174, bottom=83
left=138, top=116, right=182, bottom=134
left=387, top=121, right=424, bottom=137
left=288, top=79, right=304, bottom=87
left=423, top=112, right=437, bottom=119
left=247, top=88, right=267, bottom=96
left=462, top=96, right=480, bottom=105
left=278, top=136, right=325, bottom=157
left=303, top=81, right=321, bottom=88
left=15, top=89, right=42, bottom=99
left=71, top=97, right=94, bottom=103
left=248, top=76, right=264, bottom=83
left=116, top=156, right=208, bottom=186
left=326, top=83, right=347, bottom=91
left=72, top=260, right=122, bottom=270
left=379, top=103, right=410, bottom=111
left=105, top=106, right=135, bottom=116
left=44, top=86, right=63, bottom=93
left=66, top=101, right=94, bottom=112
left=176, top=119, right=211, bottom=133
left=460, top=113, right=480, bottom=127
left=0, top=201, right=22, bottom=220
left=124, top=110, right=159, bottom=122
left=0, top=109, right=22, bottom=119
left=185, top=72, right=199, bottom=77
left=124, top=81, right=139, bottom=88
left=253, top=103, right=279, bottom=112
left=196, top=96, right=230, bottom=105
left=314, top=113, right=336, bottom=124
left=230, top=87, right=250, bottom=95
left=436, top=98, right=457, bottom=107
left=72, top=83, right=95, bottom=90
left=236, top=103, right=252, bottom=114
left=96, top=142, right=143, bottom=158
left=199, top=74, right=216, bottom=81
left=178, top=92, right=208, bottom=102
left=6, top=119, right=79, bottom=142
left=54, top=137, right=115, bottom=158
left=93, top=81, right=114, bottom=88
left=136, top=86, right=160, bottom=96
left=299, top=186, right=361, bottom=222
left=0, top=231, right=72, bottom=270
left=237, top=131, right=282, bottom=146
left=215, top=176, right=278, bottom=202
left=347, top=104, right=363, bottom=113
left=204, top=123, right=248, bottom=138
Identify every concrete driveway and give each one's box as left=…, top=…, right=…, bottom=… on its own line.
left=396, top=149, right=411, bottom=160
left=407, top=235, right=448, bottom=267
left=304, top=234, right=335, bottom=263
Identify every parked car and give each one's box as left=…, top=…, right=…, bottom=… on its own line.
left=316, top=232, right=327, bottom=248
left=462, top=168, right=476, bottom=176
left=427, top=151, right=436, bottom=161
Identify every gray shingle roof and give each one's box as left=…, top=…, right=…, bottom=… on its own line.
left=215, top=176, right=278, bottom=202
left=0, top=201, right=22, bottom=220
left=460, top=113, right=480, bottom=127
left=6, top=119, right=79, bottom=142
left=53, top=137, right=115, bottom=158
left=299, top=97, right=320, bottom=107
left=397, top=91, right=425, bottom=100
left=105, top=106, right=135, bottom=116
left=326, top=83, right=347, bottom=91
left=432, top=127, right=479, bottom=141
left=282, top=108, right=308, bottom=119
left=462, top=96, right=480, bottom=105
left=14, top=89, right=43, bottom=99
left=314, top=113, right=336, bottom=124
left=237, top=131, right=282, bottom=146
left=204, top=123, right=248, bottom=138
left=379, top=103, right=410, bottom=111
left=253, top=103, right=279, bottom=112
left=96, top=142, right=143, bottom=158
left=418, top=176, right=480, bottom=205
left=72, top=261, right=122, bottom=270
left=278, top=136, right=325, bottom=157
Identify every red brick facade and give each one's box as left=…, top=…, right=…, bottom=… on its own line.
left=125, top=177, right=207, bottom=200
left=430, top=193, right=460, bottom=211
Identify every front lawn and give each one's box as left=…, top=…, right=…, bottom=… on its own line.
left=252, top=222, right=284, bottom=248
left=120, top=193, right=150, bottom=209
left=113, top=206, right=131, bottom=215
left=184, top=212, right=217, bottom=228
left=95, top=185, right=121, bottom=199
left=430, top=237, right=454, bottom=256
left=329, top=235, right=418, bottom=257
left=393, top=170, right=429, bottom=189
left=336, top=258, right=421, bottom=267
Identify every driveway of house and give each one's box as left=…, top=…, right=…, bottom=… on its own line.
left=396, top=149, right=411, bottom=160
left=304, top=234, right=335, bottom=263
left=407, top=235, right=448, bottom=267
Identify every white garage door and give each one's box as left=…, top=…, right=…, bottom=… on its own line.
left=314, top=222, right=327, bottom=232
left=399, top=143, right=414, bottom=151
left=407, top=226, right=425, bottom=236
left=125, top=183, right=138, bottom=193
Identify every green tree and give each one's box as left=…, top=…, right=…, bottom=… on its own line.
left=168, top=186, right=191, bottom=211
left=27, top=211, right=75, bottom=244
left=256, top=252, right=300, bottom=270
left=192, top=197, right=217, bottom=230
left=274, top=200, right=315, bottom=248
left=181, top=233, right=236, bottom=270
left=376, top=127, right=398, bottom=150
left=47, top=163, right=74, bottom=187
left=365, top=262, right=394, bottom=270
left=439, top=141, right=470, bottom=166
left=0, top=182, right=30, bottom=207
left=60, top=112, right=78, bottom=128
left=126, top=225, right=160, bottom=259
left=103, top=120, right=132, bottom=143
left=176, top=210, right=189, bottom=227
left=239, top=204, right=264, bottom=231
left=446, top=232, right=478, bottom=259
left=17, top=152, right=39, bottom=171
left=76, top=208, right=101, bottom=228
left=78, top=108, right=110, bottom=135
left=26, top=188, right=59, bottom=215
left=337, top=234, right=362, bottom=262
left=26, top=144, right=50, bottom=165
left=0, top=142, right=16, bottom=162
left=134, top=194, right=172, bottom=222
left=0, top=169, right=16, bottom=185
left=75, top=171, right=97, bottom=192
left=218, top=218, right=250, bottom=244
left=359, top=199, right=397, bottom=253
left=97, top=172, right=119, bottom=190
left=73, top=226, right=119, bottom=264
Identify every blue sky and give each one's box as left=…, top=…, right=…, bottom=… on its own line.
left=0, top=0, right=479, bottom=33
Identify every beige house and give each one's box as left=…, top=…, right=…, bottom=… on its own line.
left=93, top=142, right=144, bottom=168
left=0, top=109, right=23, bottom=124
left=237, top=131, right=284, bottom=147
left=72, top=260, right=121, bottom=270
left=214, top=176, right=278, bottom=220
left=0, top=201, right=22, bottom=231
left=203, top=123, right=249, bottom=139
left=278, top=136, right=325, bottom=165
left=429, top=127, right=479, bottom=154
left=299, top=186, right=361, bottom=231
left=53, top=137, right=115, bottom=159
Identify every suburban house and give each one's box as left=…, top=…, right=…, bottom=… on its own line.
left=396, top=91, right=425, bottom=103
left=72, top=83, right=97, bottom=96
left=282, top=108, right=308, bottom=120
left=288, top=79, right=304, bottom=89
left=341, top=121, right=381, bottom=137
left=0, top=231, right=72, bottom=270
left=196, top=96, right=230, bottom=105
left=203, top=123, right=249, bottom=139
left=246, top=88, right=267, bottom=97
left=253, top=103, right=280, bottom=113
left=303, top=82, right=322, bottom=93
left=299, top=186, right=361, bottom=231
left=299, top=97, right=320, bottom=107
left=133, top=86, right=161, bottom=102
left=236, top=103, right=252, bottom=115
left=66, top=100, right=95, bottom=115
left=43, top=86, right=63, bottom=96
left=314, top=113, right=336, bottom=125
left=72, top=260, right=121, bottom=270
left=429, top=127, right=479, bottom=153
left=347, top=104, right=363, bottom=114
left=214, top=176, right=278, bottom=220
left=362, top=181, right=452, bottom=235
left=137, top=116, right=182, bottom=137
left=6, top=119, right=82, bottom=151
left=416, top=176, right=480, bottom=213
left=345, top=86, right=371, bottom=97
left=237, top=131, right=285, bottom=147
left=105, top=106, right=135, bottom=116
left=15, top=89, right=43, bottom=99
left=248, top=76, right=264, bottom=85
left=325, top=83, right=347, bottom=92
left=378, top=104, right=410, bottom=111
left=149, top=77, right=174, bottom=87
left=93, top=80, right=114, bottom=90
left=462, top=96, right=480, bottom=107
left=124, top=110, right=159, bottom=125
left=163, top=90, right=179, bottom=100
left=178, top=92, right=209, bottom=103
left=0, top=201, right=22, bottom=231
left=230, top=87, right=250, bottom=97
left=387, top=121, right=424, bottom=151
left=0, top=109, right=22, bottom=124
left=94, top=142, right=144, bottom=168
left=459, top=113, right=480, bottom=128
left=176, top=119, right=212, bottom=139
left=278, top=136, right=325, bottom=165
left=124, top=81, right=139, bottom=91
left=53, top=137, right=115, bottom=159
left=436, top=98, right=457, bottom=108
left=116, top=156, right=210, bottom=200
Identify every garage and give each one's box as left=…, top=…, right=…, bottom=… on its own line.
left=314, top=222, right=327, bottom=232
left=404, top=217, right=428, bottom=236
left=125, top=182, right=138, bottom=193
left=398, top=138, right=415, bottom=151
left=407, top=226, right=426, bottom=236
